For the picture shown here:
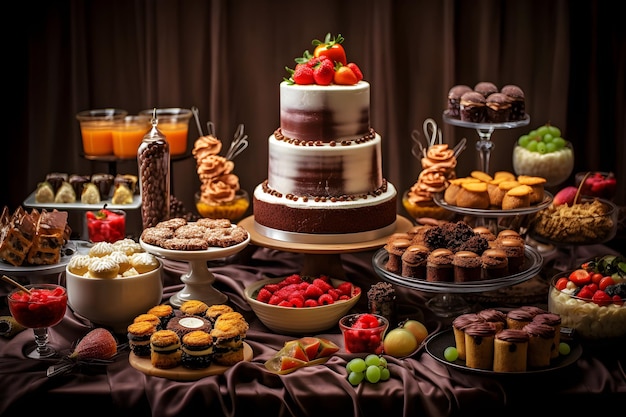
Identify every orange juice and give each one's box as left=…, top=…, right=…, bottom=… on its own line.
left=80, top=121, right=115, bottom=155
left=158, top=122, right=189, bottom=155
left=112, top=117, right=150, bottom=158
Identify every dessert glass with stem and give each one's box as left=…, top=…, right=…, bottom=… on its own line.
left=7, top=283, right=68, bottom=359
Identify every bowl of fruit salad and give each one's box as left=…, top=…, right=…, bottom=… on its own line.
left=548, top=255, right=626, bottom=340
left=512, top=123, right=574, bottom=187
left=244, top=274, right=361, bottom=335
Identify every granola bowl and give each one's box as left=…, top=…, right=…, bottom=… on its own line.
left=529, top=197, right=618, bottom=246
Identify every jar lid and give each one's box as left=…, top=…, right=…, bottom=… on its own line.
left=143, top=108, right=167, bottom=141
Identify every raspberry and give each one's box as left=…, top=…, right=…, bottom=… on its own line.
left=304, top=299, right=319, bottom=307
left=327, top=288, right=339, bottom=301
left=304, top=285, right=324, bottom=299
left=268, top=295, right=282, bottom=305
left=256, top=288, right=272, bottom=303
left=278, top=300, right=294, bottom=307
left=336, top=282, right=353, bottom=297
left=318, top=294, right=334, bottom=305
left=263, top=284, right=280, bottom=293
left=289, top=296, right=305, bottom=308
left=312, top=278, right=333, bottom=293
left=282, top=274, right=302, bottom=286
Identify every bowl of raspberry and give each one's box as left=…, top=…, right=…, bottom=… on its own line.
left=244, top=274, right=361, bottom=334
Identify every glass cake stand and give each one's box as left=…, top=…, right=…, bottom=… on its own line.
left=372, top=244, right=543, bottom=318
left=238, top=215, right=414, bottom=279
left=140, top=232, right=250, bottom=307
left=442, top=112, right=530, bottom=174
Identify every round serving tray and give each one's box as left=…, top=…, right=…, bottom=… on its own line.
left=442, top=112, right=531, bottom=130
left=432, top=191, right=553, bottom=217
left=371, top=244, right=543, bottom=293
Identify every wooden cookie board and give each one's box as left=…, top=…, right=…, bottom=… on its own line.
left=128, top=342, right=253, bottom=381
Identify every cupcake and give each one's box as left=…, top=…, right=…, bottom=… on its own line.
left=401, top=244, right=430, bottom=279
left=147, top=304, right=176, bottom=329
left=384, top=237, right=412, bottom=274
left=493, top=329, right=529, bottom=372
left=87, top=257, right=120, bottom=279
left=211, top=311, right=249, bottom=366
left=500, top=84, right=525, bottom=120
left=464, top=321, right=497, bottom=370
left=481, top=248, right=509, bottom=279
left=367, top=282, right=397, bottom=325
left=452, top=313, right=484, bottom=361
left=485, top=93, right=512, bottom=123
left=127, top=321, right=158, bottom=357
left=523, top=321, right=556, bottom=368
left=516, top=175, right=546, bottom=204
left=181, top=330, right=214, bottom=369
left=447, top=84, right=473, bottom=118
left=474, top=81, right=498, bottom=98
left=472, top=226, right=496, bottom=245
left=502, top=185, right=533, bottom=210
left=495, top=238, right=526, bottom=273
left=205, top=304, right=235, bottom=325
left=150, top=329, right=182, bottom=369
left=180, top=300, right=210, bottom=317
left=455, top=181, right=490, bottom=209
left=426, top=248, right=454, bottom=282
left=459, top=91, right=486, bottom=123
left=452, top=251, right=482, bottom=282
left=506, top=308, right=535, bottom=330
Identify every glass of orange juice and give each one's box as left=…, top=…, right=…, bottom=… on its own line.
left=112, top=115, right=151, bottom=159
left=140, top=108, right=192, bottom=156
left=76, top=108, right=128, bottom=156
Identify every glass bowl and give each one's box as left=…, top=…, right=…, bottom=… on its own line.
left=548, top=271, right=626, bottom=340
left=574, top=171, right=617, bottom=200
left=339, top=313, right=389, bottom=354
left=195, top=189, right=250, bottom=221
left=529, top=196, right=618, bottom=245
left=512, top=141, right=574, bottom=187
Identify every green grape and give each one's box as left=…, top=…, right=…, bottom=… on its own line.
left=518, top=135, right=530, bottom=147
left=536, top=142, right=547, bottom=154
left=348, top=370, right=365, bottom=386
left=443, top=346, right=459, bottom=362
left=545, top=142, right=556, bottom=153
left=526, top=141, right=538, bottom=152
left=542, top=133, right=554, bottom=143
left=528, top=129, right=538, bottom=138
left=365, top=365, right=381, bottom=383
left=547, top=125, right=561, bottom=137
left=559, top=342, right=571, bottom=356
left=378, top=356, right=388, bottom=368
left=552, top=137, right=565, bottom=149
left=347, top=358, right=366, bottom=373
left=380, top=367, right=391, bottom=381
left=364, top=354, right=380, bottom=367
left=537, top=125, right=549, bottom=137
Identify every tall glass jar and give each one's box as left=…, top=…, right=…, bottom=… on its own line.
left=137, top=111, right=170, bottom=229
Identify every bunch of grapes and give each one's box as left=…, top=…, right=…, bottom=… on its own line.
left=517, top=124, right=566, bottom=154
left=346, top=354, right=390, bottom=385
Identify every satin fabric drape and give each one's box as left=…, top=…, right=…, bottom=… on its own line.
left=4, top=0, right=624, bottom=219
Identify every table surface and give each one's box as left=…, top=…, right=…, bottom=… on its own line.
left=1, top=245, right=624, bottom=416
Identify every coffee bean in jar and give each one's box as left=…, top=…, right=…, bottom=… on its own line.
left=138, top=112, right=170, bottom=229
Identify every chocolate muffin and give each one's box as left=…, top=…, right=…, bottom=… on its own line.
left=401, top=244, right=430, bottom=279
left=460, top=91, right=486, bottom=122
left=481, top=248, right=509, bottom=279
left=426, top=248, right=454, bottom=282
left=500, top=84, right=525, bottom=120
left=485, top=93, right=512, bottom=123
left=447, top=84, right=473, bottom=118
left=473, top=81, right=498, bottom=98
left=452, top=251, right=482, bottom=282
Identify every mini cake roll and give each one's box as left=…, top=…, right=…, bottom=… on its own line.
left=181, top=330, right=214, bottom=369
left=211, top=311, right=249, bottom=366
left=452, top=313, right=484, bottom=361
left=493, top=329, right=529, bottom=372
left=150, top=329, right=182, bottom=369
left=532, top=313, right=562, bottom=359
left=464, top=322, right=497, bottom=370
left=523, top=321, right=556, bottom=368
left=477, top=309, right=507, bottom=333
left=384, top=237, right=412, bottom=274
left=506, top=308, right=535, bottom=330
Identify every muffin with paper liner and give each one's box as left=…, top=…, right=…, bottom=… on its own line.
left=403, top=119, right=466, bottom=221
left=193, top=122, right=249, bottom=221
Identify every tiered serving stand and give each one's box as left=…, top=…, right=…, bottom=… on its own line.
left=372, top=112, right=546, bottom=318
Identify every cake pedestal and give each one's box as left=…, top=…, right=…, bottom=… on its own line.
left=140, top=233, right=250, bottom=307
left=238, top=215, right=413, bottom=279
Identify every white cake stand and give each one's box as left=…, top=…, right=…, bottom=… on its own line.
left=140, top=234, right=250, bottom=307
left=238, top=215, right=413, bottom=279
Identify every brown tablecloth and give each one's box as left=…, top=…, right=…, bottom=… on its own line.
left=1, top=246, right=625, bottom=416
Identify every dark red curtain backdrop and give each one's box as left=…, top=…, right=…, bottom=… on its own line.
left=4, top=0, right=625, bottom=222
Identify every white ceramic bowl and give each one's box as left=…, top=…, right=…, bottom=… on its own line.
left=244, top=277, right=361, bottom=334
left=65, top=261, right=164, bottom=333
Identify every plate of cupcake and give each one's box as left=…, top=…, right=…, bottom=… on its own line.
left=425, top=307, right=582, bottom=375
